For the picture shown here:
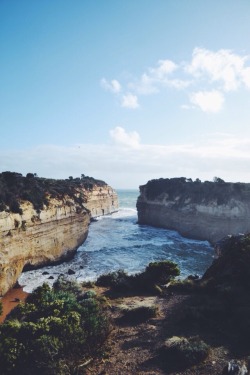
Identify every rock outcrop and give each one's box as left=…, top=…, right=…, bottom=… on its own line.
left=0, top=173, right=118, bottom=295
left=137, top=177, right=250, bottom=244
left=202, top=233, right=250, bottom=288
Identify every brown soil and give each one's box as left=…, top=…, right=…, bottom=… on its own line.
left=0, top=286, right=28, bottom=323
left=84, top=288, right=237, bottom=375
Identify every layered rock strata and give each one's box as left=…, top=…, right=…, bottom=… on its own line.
left=137, top=178, right=250, bottom=244
left=0, top=182, right=118, bottom=296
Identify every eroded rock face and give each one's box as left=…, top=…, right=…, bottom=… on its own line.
left=0, top=184, right=118, bottom=296
left=202, top=233, right=250, bottom=288
left=137, top=178, right=250, bottom=244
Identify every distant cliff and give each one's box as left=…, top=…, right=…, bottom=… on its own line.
left=137, top=177, right=250, bottom=244
left=0, top=172, right=118, bottom=295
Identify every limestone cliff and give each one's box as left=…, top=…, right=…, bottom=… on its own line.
left=137, top=177, right=250, bottom=244
left=0, top=173, right=118, bottom=295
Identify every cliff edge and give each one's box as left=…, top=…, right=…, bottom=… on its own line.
left=0, top=172, right=118, bottom=295
left=137, top=177, right=250, bottom=244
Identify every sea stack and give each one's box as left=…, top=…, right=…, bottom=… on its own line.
left=137, top=177, right=250, bottom=244
left=0, top=172, right=118, bottom=296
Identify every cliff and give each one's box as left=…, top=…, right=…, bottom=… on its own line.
left=137, top=177, right=250, bottom=244
left=0, top=172, right=118, bottom=295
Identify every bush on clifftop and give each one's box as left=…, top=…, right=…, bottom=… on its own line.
left=0, top=171, right=106, bottom=214
left=142, top=177, right=250, bottom=206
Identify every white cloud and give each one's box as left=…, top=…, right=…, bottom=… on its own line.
left=241, top=67, right=250, bottom=88
left=100, top=78, right=121, bottom=93
left=101, top=47, right=250, bottom=113
left=110, top=126, right=140, bottom=148
left=186, top=48, right=248, bottom=92
left=190, top=90, right=224, bottom=113
left=121, top=93, right=139, bottom=109
left=131, top=59, right=188, bottom=94
left=131, top=73, right=159, bottom=95
left=149, top=59, right=177, bottom=79
left=167, top=79, right=191, bottom=90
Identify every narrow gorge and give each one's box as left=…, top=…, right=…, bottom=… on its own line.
left=0, top=172, right=118, bottom=296
left=137, top=177, right=250, bottom=244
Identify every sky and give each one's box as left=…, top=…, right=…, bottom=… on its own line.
left=1, top=0, right=250, bottom=188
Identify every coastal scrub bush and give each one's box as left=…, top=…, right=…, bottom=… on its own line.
left=0, top=300, right=2, bottom=317
left=120, top=305, right=158, bottom=324
left=0, top=282, right=110, bottom=375
left=96, top=261, right=180, bottom=295
left=96, top=269, right=131, bottom=291
left=142, top=261, right=180, bottom=285
left=159, top=336, right=210, bottom=370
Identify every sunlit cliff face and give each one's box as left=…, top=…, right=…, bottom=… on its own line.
left=0, top=185, right=118, bottom=296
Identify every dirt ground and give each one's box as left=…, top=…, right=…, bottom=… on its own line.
left=1, top=285, right=248, bottom=375
left=85, top=289, right=239, bottom=375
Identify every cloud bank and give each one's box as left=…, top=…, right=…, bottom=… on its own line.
left=1, top=127, right=250, bottom=188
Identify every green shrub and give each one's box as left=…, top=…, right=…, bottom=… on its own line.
left=142, top=261, right=180, bottom=285
left=96, top=270, right=129, bottom=287
left=96, top=261, right=180, bottom=295
left=0, top=282, right=110, bottom=375
left=53, top=275, right=82, bottom=296
left=121, top=305, right=158, bottom=324
left=159, top=336, right=210, bottom=370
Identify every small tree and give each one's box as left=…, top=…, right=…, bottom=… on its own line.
left=26, top=173, right=35, bottom=178
left=213, top=177, right=225, bottom=183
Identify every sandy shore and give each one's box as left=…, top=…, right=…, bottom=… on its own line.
left=0, top=287, right=29, bottom=323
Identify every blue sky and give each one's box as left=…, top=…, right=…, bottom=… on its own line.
left=1, top=0, right=250, bottom=188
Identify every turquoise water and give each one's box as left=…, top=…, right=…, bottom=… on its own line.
left=19, top=189, right=214, bottom=292
left=117, top=189, right=139, bottom=208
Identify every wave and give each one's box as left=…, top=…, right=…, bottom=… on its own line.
left=96, top=207, right=137, bottom=221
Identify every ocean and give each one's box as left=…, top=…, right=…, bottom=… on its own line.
left=19, top=189, right=214, bottom=292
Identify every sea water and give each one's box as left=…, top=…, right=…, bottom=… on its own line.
left=19, top=189, right=214, bottom=292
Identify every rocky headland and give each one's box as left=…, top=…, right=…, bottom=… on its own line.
left=0, top=172, right=118, bottom=296
left=137, top=177, right=250, bottom=244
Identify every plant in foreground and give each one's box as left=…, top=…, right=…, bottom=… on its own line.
left=0, top=282, right=110, bottom=375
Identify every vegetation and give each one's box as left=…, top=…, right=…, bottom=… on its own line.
left=142, top=176, right=250, bottom=206
left=2, top=241, right=250, bottom=374
left=0, top=280, right=110, bottom=375
left=172, top=234, right=250, bottom=353
left=0, top=300, right=2, bottom=317
left=0, top=171, right=106, bottom=214
left=120, top=305, right=158, bottom=324
left=159, top=336, right=210, bottom=371
left=96, top=260, right=180, bottom=294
